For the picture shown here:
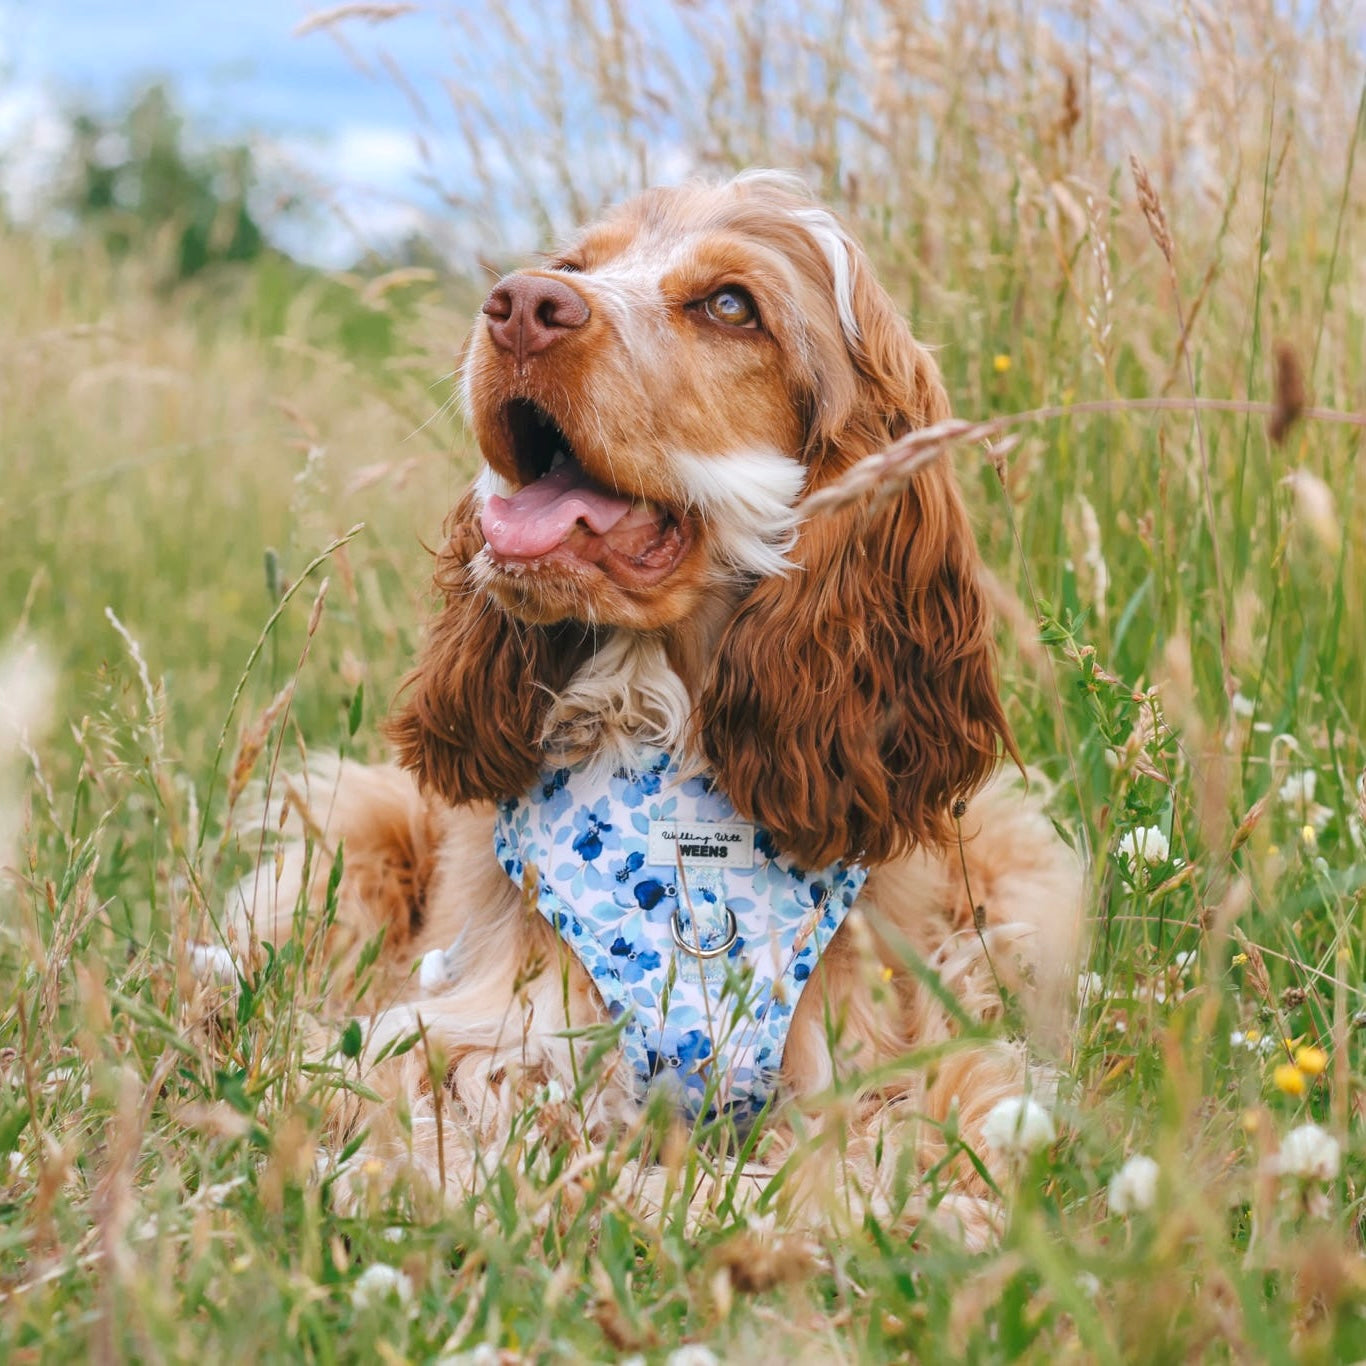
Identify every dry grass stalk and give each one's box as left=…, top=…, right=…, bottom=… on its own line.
left=294, top=3, right=417, bottom=37
left=227, top=682, right=296, bottom=813
left=1268, top=341, right=1307, bottom=445
left=799, top=395, right=1366, bottom=523
left=1129, top=154, right=1174, bottom=265
left=1281, top=467, right=1341, bottom=554
left=1230, top=794, right=1269, bottom=853
left=1231, top=927, right=1274, bottom=1007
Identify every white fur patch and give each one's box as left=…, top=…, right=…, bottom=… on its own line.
left=472, top=461, right=514, bottom=506
left=543, top=633, right=691, bottom=772
left=792, top=208, right=859, bottom=347
left=667, top=448, right=806, bottom=580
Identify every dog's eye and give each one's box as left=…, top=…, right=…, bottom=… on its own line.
left=553, top=260, right=582, bottom=274
left=703, top=287, right=759, bottom=329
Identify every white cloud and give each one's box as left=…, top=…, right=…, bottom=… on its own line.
left=0, top=83, right=72, bottom=221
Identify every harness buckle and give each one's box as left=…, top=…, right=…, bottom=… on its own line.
left=670, top=905, right=738, bottom=959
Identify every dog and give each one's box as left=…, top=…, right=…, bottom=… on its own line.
left=237, top=171, right=1083, bottom=1241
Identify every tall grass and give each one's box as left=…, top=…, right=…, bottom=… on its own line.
left=1, top=2, right=1363, bottom=1360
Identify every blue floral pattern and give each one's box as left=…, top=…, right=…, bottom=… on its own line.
left=493, top=749, right=867, bottom=1120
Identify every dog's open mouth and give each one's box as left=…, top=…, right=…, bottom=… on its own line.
left=481, top=400, right=691, bottom=587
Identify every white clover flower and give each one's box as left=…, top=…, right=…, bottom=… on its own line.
left=187, top=942, right=239, bottom=986
left=1107, top=1154, right=1160, bottom=1214
left=1277, top=770, right=1330, bottom=828
left=981, top=1096, right=1056, bottom=1159
left=1274, top=1123, right=1341, bottom=1182
left=666, top=1349, right=720, bottom=1366
left=1116, top=825, right=1169, bottom=869
left=1278, top=770, right=1311, bottom=808
left=352, top=1263, right=414, bottom=1312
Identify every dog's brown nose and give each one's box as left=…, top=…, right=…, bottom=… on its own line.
left=482, top=274, right=590, bottom=362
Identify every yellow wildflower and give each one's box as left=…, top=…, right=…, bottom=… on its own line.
left=992, top=353, right=1012, bottom=373
left=1294, top=1045, right=1328, bottom=1076
left=1273, top=1063, right=1306, bottom=1096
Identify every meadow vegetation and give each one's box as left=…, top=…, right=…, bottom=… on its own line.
left=1, top=2, right=1364, bottom=1360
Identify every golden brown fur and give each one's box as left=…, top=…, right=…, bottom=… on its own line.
left=233, top=172, right=1084, bottom=1245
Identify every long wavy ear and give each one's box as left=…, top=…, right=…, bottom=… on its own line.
left=386, top=491, right=589, bottom=804
left=697, top=226, right=1013, bottom=868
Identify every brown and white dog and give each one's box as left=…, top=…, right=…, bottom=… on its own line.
left=239, top=172, right=1083, bottom=1239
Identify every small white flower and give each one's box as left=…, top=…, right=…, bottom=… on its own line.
left=187, top=942, right=238, bottom=986
left=1077, top=971, right=1105, bottom=1004
left=1278, top=768, right=1315, bottom=808
left=666, top=1349, right=720, bottom=1366
left=352, top=1263, right=414, bottom=1312
left=1274, top=1124, right=1341, bottom=1182
left=1231, top=692, right=1256, bottom=719
left=381, top=1226, right=406, bottom=1244
left=1075, top=1270, right=1102, bottom=1299
left=1108, top=1154, right=1160, bottom=1214
left=980, top=1096, right=1056, bottom=1159
left=1278, top=769, right=1334, bottom=832
left=1230, top=1031, right=1246, bottom=1048
left=1116, top=825, right=1169, bottom=869
left=1173, top=950, right=1197, bottom=975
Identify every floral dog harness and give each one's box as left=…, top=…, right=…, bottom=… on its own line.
left=491, top=750, right=867, bottom=1120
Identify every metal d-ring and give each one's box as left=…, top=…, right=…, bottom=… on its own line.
left=670, top=906, right=738, bottom=959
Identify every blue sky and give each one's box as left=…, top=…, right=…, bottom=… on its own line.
left=0, top=1, right=470, bottom=262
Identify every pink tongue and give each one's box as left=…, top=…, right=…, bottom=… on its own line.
left=481, top=461, right=636, bottom=559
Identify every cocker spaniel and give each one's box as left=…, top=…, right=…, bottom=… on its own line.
left=239, top=171, right=1083, bottom=1240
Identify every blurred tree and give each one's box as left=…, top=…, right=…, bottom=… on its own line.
left=60, top=84, right=264, bottom=280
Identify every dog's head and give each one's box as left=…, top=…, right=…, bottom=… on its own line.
left=391, top=173, right=1012, bottom=866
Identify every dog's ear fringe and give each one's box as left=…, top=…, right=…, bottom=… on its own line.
left=384, top=493, right=587, bottom=806
left=698, top=231, right=1015, bottom=868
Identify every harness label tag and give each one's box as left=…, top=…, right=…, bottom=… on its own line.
left=647, top=819, right=756, bottom=870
